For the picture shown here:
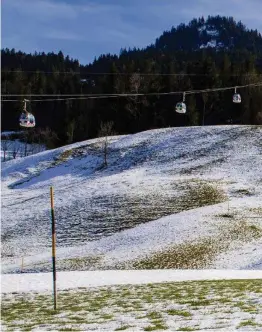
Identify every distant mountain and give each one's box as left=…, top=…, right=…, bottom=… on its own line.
left=85, top=15, right=262, bottom=77
left=155, top=15, right=262, bottom=54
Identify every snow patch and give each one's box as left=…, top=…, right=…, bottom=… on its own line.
left=2, top=270, right=262, bottom=293
left=200, top=39, right=217, bottom=48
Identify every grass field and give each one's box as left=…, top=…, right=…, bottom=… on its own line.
left=2, top=279, right=262, bottom=331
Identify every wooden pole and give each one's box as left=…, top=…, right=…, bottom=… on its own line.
left=21, top=257, right=24, bottom=273
left=50, top=186, right=57, bottom=310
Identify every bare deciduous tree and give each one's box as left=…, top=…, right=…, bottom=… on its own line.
left=202, top=93, right=208, bottom=126
left=1, top=139, right=11, bottom=162
left=37, top=127, right=59, bottom=149
left=12, top=141, right=22, bottom=159
left=22, top=131, right=29, bottom=157
left=126, top=73, right=145, bottom=117
left=66, top=120, right=76, bottom=144
left=98, top=121, right=116, bottom=167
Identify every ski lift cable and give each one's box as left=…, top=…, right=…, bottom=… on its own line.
left=2, top=95, right=123, bottom=102
left=2, top=69, right=262, bottom=77
left=184, top=81, right=262, bottom=95
left=2, top=81, right=262, bottom=102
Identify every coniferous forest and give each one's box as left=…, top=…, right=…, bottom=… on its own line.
left=2, top=15, right=262, bottom=147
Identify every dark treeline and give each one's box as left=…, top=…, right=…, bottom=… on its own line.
left=2, top=15, right=262, bottom=147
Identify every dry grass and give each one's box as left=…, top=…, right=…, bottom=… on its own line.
left=52, top=149, right=73, bottom=166
left=56, top=256, right=103, bottom=271
left=118, top=220, right=262, bottom=269
left=185, top=182, right=226, bottom=207
left=129, top=239, right=220, bottom=269
left=18, top=256, right=103, bottom=274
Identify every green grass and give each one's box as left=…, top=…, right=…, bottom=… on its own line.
left=2, top=279, right=262, bottom=331
left=237, top=320, right=259, bottom=328
left=146, top=311, right=162, bottom=320
left=166, top=309, right=192, bottom=317
left=144, top=323, right=168, bottom=331
left=183, top=299, right=213, bottom=307
left=100, top=313, right=114, bottom=320
left=115, top=325, right=133, bottom=331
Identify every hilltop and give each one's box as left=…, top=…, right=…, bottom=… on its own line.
left=154, top=15, right=262, bottom=53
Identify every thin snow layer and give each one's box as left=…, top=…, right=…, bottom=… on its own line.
left=2, top=270, right=262, bottom=293
left=2, top=279, right=262, bottom=331
left=198, top=24, right=219, bottom=36
left=2, top=197, right=262, bottom=273
left=1, top=125, right=262, bottom=272
left=206, top=29, right=219, bottom=36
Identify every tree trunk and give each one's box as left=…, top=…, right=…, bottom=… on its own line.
left=202, top=102, right=206, bottom=126
left=104, top=138, right=108, bottom=166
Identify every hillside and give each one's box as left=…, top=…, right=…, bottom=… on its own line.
left=2, top=125, right=262, bottom=273
left=1, top=15, right=262, bottom=145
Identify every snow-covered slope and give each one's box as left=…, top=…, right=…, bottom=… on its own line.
left=1, top=125, right=262, bottom=272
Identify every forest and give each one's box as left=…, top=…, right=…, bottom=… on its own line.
left=1, top=15, right=262, bottom=148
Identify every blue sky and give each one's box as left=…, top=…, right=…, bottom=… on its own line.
left=2, top=0, right=262, bottom=65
